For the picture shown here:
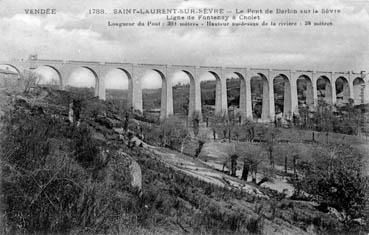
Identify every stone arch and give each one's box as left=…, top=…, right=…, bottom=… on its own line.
left=34, top=65, right=62, bottom=87
left=180, top=70, right=195, bottom=82
left=152, top=69, right=165, bottom=81
left=272, top=73, right=291, bottom=119
left=353, top=77, right=365, bottom=105
left=171, top=70, right=195, bottom=118
left=118, top=69, right=133, bottom=108
left=104, top=68, right=132, bottom=108
left=0, top=64, right=22, bottom=88
left=178, top=70, right=199, bottom=120
left=67, top=66, right=99, bottom=97
left=153, top=69, right=170, bottom=121
left=250, top=72, right=270, bottom=121
left=199, top=70, right=222, bottom=117
left=115, top=68, right=132, bottom=80
left=335, top=76, right=350, bottom=106
left=140, top=68, right=168, bottom=120
left=297, top=74, right=314, bottom=108
left=233, top=72, right=245, bottom=82
left=82, top=66, right=99, bottom=97
left=224, top=72, right=245, bottom=121
left=316, top=75, right=333, bottom=105
left=81, top=66, right=98, bottom=79
left=0, top=64, right=22, bottom=75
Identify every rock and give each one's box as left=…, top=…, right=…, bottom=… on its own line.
left=111, top=114, right=123, bottom=121
left=15, top=97, right=30, bottom=109
left=282, top=188, right=290, bottom=198
left=242, top=185, right=269, bottom=199
left=95, top=116, right=113, bottom=129
left=107, top=150, right=143, bottom=196
left=106, top=117, right=122, bottom=128
left=352, top=218, right=366, bottom=226
left=113, top=127, right=124, bottom=134
left=130, top=136, right=149, bottom=148
left=105, top=133, right=120, bottom=141
left=129, top=159, right=142, bottom=196
left=306, top=224, right=317, bottom=234
left=31, top=105, right=44, bottom=115
left=92, top=131, right=106, bottom=142
left=328, top=207, right=346, bottom=222
left=68, top=102, right=73, bottom=123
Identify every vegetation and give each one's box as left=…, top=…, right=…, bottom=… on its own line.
left=0, top=103, right=123, bottom=233
left=0, top=87, right=262, bottom=234
left=0, top=94, right=301, bottom=234
left=293, top=145, right=369, bottom=224
left=1, top=78, right=368, bottom=234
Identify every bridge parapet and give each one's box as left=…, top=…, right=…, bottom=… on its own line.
left=29, top=59, right=64, bottom=63
left=271, top=68, right=290, bottom=72
left=66, top=60, right=100, bottom=65
left=222, top=66, right=245, bottom=70
left=171, top=64, right=196, bottom=68
left=296, top=70, right=314, bottom=73
left=334, top=71, right=350, bottom=75
left=250, top=68, right=270, bottom=71
left=316, top=71, right=333, bottom=74
left=104, top=62, right=134, bottom=66
left=199, top=65, right=222, bottom=70
left=138, top=63, right=167, bottom=67
left=7, top=58, right=364, bottom=76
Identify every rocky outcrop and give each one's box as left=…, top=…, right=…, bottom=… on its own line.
left=68, top=102, right=74, bottom=123
left=129, top=160, right=142, bottom=196
left=111, top=150, right=143, bottom=196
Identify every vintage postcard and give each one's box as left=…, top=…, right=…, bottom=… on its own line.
left=0, top=0, right=368, bottom=234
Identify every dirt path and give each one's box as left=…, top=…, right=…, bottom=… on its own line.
left=130, top=137, right=267, bottom=198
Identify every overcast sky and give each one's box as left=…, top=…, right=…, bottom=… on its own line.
left=0, top=0, right=368, bottom=89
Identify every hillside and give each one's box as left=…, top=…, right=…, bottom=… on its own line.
left=1, top=86, right=368, bottom=234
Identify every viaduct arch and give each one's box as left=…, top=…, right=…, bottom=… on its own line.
left=2, top=58, right=368, bottom=122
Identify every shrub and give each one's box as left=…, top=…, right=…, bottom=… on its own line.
left=293, top=145, right=369, bottom=222
left=71, top=122, right=100, bottom=170
left=246, top=216, right=262, bottom=234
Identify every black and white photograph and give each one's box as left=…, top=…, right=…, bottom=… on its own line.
left=0, top=0, right=368, bottom=234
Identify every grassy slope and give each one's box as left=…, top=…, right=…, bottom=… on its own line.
left=1, top=87, right=354, bottom=234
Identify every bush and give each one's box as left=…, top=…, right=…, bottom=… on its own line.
left=246, top=216, right=262, bottom=234
left=293, top=145, right=369, bottom=222
left=71, top=122, right=100, bottom=170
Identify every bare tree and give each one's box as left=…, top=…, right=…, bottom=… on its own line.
left=236, top=144, right=265, bottom=183
left=22, top=70, right=41, bottom=93
left=160, top=116, right=189, bottom=151
left=260, top=126, right=280, bottom=169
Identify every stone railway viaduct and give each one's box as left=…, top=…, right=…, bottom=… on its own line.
left=3, top=58, right=368, bottom=122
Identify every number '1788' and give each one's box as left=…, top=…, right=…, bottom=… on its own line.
left=89, top=9, right=105, bottom=14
